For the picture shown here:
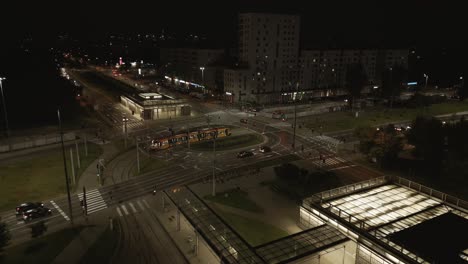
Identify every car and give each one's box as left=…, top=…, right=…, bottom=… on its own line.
left=240, top=119, right=248, bottom=124
left=259, top=146, right=271, bottom=153
left=15, top=202, right=44, bottom=215
left=237, top=151, right=254, bottom=158
left=22, top=207, right=52, bottom=221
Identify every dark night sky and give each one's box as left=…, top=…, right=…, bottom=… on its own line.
left=1, top=0, right=466, bottom=49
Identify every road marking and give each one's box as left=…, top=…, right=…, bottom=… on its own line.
left=137, top=201, right=145, bottom=211
left=143, top=199, right=150, bottom=209
left=121, top=205, right=129, bottom=215
left=50, top=200, right=70, bottom=221
left=129, top=202, right=137, bottom=213
left=116, top=207, right=123, bottom=217
left=329, top=164, right=357, bottom=171
left=198, top=153, right=203, bottom=157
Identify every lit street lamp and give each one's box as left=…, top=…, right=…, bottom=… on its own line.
left=123, top=117, right=129, bottom=148
left=0, top=77, right=10, bottom=138
left=199, top=66, right=205, bottom=93
left=58, top=109, right=73, bottom=225
left=423, top=73, right=429, bottom=90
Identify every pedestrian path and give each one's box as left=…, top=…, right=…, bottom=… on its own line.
left=310, top=156, right=356, bottom=171
left=115, top=198, right=151, bottom=217
left=78, top=189, right=108, bottom=215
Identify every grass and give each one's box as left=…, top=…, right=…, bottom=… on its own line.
left=204, top=188, right=263, bottom=213
left=303, top=101, right=468, bottom=132
left=190, top=134, right=264, bottom=151
left=0, top=143, right=102, bottom=212
left=0, top=227, right=83, bottom=264
left=133, top=155, right=169, bottom=176
left=215, top=211, right=288, bottom=246
left=79, top=227, right=119, bottom=264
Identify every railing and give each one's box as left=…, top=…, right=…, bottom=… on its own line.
left=391, top=175, right=468, bottom=213
left=304, top=176, right=389, bottom=205
left=317, top=202, right=429, bottom=263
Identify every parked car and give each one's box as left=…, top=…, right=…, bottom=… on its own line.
left=240, top=119, right=248, bottom=124
left=22, top=207, right=52, bottom=221
left=237, top=151, right=254, bottom=158
left=259, top=146, right=271, bottom=153
left=15, top=202, right=44, bottom=215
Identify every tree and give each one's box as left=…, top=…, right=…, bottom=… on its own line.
left=345, top=63, right=367, bottom=111
left=0, top=222, right=11, bottom=253
left=354, top=124, right=403, bottom=168
left=381, top=64, right=407, bottom=108
left=407, top=116, right=444, bottom=176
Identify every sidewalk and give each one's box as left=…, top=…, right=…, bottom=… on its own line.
left=76, top=138, right=118, bottom=191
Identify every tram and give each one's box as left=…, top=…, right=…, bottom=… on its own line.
left=149, top=127, right=231, bottom=150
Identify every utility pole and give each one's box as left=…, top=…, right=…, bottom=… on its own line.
left=187, top=126, right=190, bottom=149
left=0, top=77, right=10, bottom=139
left=292, top=82, right=298, bottom=151
left=84, top=133, right=88, bottom=156
left=123, top=117, right=128, bottom=148
left=136, top=136, right=140, bottom=173
left=212, top=132, right=216, bottom=197
left=70, top=148, right=76, bottom=185
left=75, top=140, right=81, bottom=169
left=58, top=109, right=73, bottom=225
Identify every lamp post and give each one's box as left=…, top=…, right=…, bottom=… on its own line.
left=122, top=117, right=129, bottom=148
left=58, top=109, right=73, bottom=225
left=199, top=66, right=205, bottom=93
left=292, top=82, right=298, bottom=151
left=0, top=77, right=10, bottom=138
left=423, top=73, right=429, bottom=90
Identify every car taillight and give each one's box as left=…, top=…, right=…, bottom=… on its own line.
left=16, top=208, right=19, bottom=211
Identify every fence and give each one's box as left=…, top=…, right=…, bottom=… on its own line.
left=0, top=132, right=76, bottom=153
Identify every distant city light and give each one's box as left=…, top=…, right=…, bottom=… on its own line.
left=407, top=82, right=418, bottom=86
left=226, top=92, right=232, bottom=95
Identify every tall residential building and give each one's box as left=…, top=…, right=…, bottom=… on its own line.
left=225, top=13, right=301, bottom=104
left=299, top=49, right=408, bottom=97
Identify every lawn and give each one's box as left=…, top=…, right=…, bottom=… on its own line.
left=204, top=188, right=263, bottom=213
left=79, top=227, right=119, bottom=264
left=190, top=134, right=264, bottom=151
left=0, top=143, right=102, bottom=212
left=0, top=227, right=82, bottom=264
left=215, top=211, right=288, bottom=246
left=303, top=101, right=468, bottom=133
left=133, top=155, right=169, bottom=176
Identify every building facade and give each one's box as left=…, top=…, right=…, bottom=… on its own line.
left=160, top=48, right=225, bottom=93
left=224, top=13, right=409, bottom=104
left=225, top=13, right=301, bottom=104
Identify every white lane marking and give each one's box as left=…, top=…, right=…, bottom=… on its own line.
left=129, top=202, right=137, bottom=213
left=116, top=207, right=123, bottom=217
left=143, top=199, right=150, bottom=209
left=329, top=164, right=357, bottom=171
left=78, top=189, right=107, bottom=215
left=50, top=200, right=70, bottom=221
left=198, top=153, right=203, bottom=157
left=137, top=201, right=145, bottom=211
left=121, top=205, right=129, bottom=215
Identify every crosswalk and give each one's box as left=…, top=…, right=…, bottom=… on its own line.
left=310, top=156, right=357, bottom=170
left=306, top=135, right=340, bottom=153
left=78, top=189, right=108, bottom=215
left=116, top=199, right=151, bottom=217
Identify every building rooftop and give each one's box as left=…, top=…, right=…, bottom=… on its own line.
left=303, top=176, right=468, bottom=264
left=388, top=212, right=468, bottom=263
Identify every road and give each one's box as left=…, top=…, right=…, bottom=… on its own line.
left=0, top=67, right=382, bottom=258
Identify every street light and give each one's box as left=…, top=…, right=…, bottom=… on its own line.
left=0, top=77, right=10, bottom=138
left=122, top=117, right=129, bottom=148
left=58, top=109, right=73, bottom=225
left=199, top=66, right=205, bottom=93
left=423, top=73, right=429, bottom=90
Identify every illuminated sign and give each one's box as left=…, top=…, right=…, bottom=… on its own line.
left=407, top=82, right=418, bottom=86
